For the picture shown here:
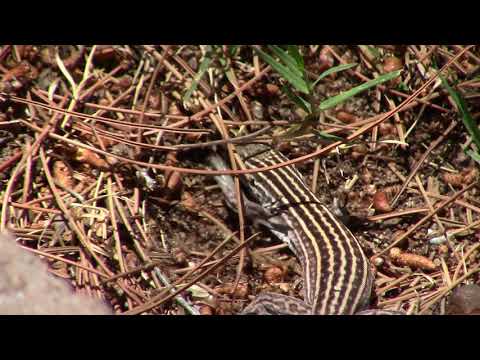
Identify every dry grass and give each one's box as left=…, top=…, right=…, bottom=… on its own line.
left=0, top=45, right=479, bottom=315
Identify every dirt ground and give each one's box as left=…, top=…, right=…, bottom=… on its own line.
left=0, top=45, right=479, bottom=315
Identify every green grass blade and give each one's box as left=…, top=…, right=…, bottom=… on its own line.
left=254, top=46, right=309, bottom=94
left=466, top=149, right=480, bottom=165
left=183, top=56, right=212, bottom=104
left=367, top=46, right=381, bottom=59
left=286, top=45, right=304, bottom=72
left=267, top=45, right=303, bottom=78
left=319, top=70, right=401, bottom=110
left=281, top=84, right=311, bottom=114
left=440, top=74, right=480, bottom=151
left=312, top=63, right=358, bottom=87
left=228, top=45, right=239, bottom=56
left=313, top=129, right=344, bottom=142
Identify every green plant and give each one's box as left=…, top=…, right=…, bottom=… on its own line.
left=183, top=45, right=402, bottom=142
left=440, top=74, right=480, bottom=165
left=253, top=45, right=401, bottom=139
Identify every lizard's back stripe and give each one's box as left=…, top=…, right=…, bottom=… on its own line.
left=244, top=149, right=372, bottom=314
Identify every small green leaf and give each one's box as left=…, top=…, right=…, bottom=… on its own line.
left=319, top=70, right=401, bottom=110
left=281, top=84, right=312, bottom=114
left=254, top=46, right=309, bottom=94
left=183, top=56, right=212, bottom=104
left=440, top=74, right=480, bottom=151
left=286, top=45, right=304, bottom=72
left=466, top=149, right=480, bottom=165
left=313, top=63, right=358, bottom=87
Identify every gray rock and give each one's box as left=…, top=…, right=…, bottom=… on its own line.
left=447, top=284, right=480, bottom=315
left=0, top=232, right=112, bottom=315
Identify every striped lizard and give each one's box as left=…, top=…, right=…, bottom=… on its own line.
left=210, top=144, right=402, bottom=315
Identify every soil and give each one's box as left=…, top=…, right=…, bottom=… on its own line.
left=0, top=45, right=479, bottom=315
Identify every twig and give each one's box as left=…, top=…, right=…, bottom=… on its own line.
left=373, top=182, right=477, bottom=258
left=152, top=267, right=200, bottom=315
left=390, top=120, right=458, bottom=207
left=123, top=232, right=258, bottom=315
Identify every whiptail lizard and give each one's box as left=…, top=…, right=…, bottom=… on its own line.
left=210, top=144, right=402, bottom=315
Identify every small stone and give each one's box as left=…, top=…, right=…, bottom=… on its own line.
left=383, top=56, right=403, bottom=73
left=373, top=191, right=392, bottom=213
left=336, top=111, right=357, bottom=123
left=263, top=266, right=284, bottom=284
left=198, top=304, right=214, bottom=315
left=447, top=285, right=480, bottom=315
left=373, top=257, right=384, bottom=267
